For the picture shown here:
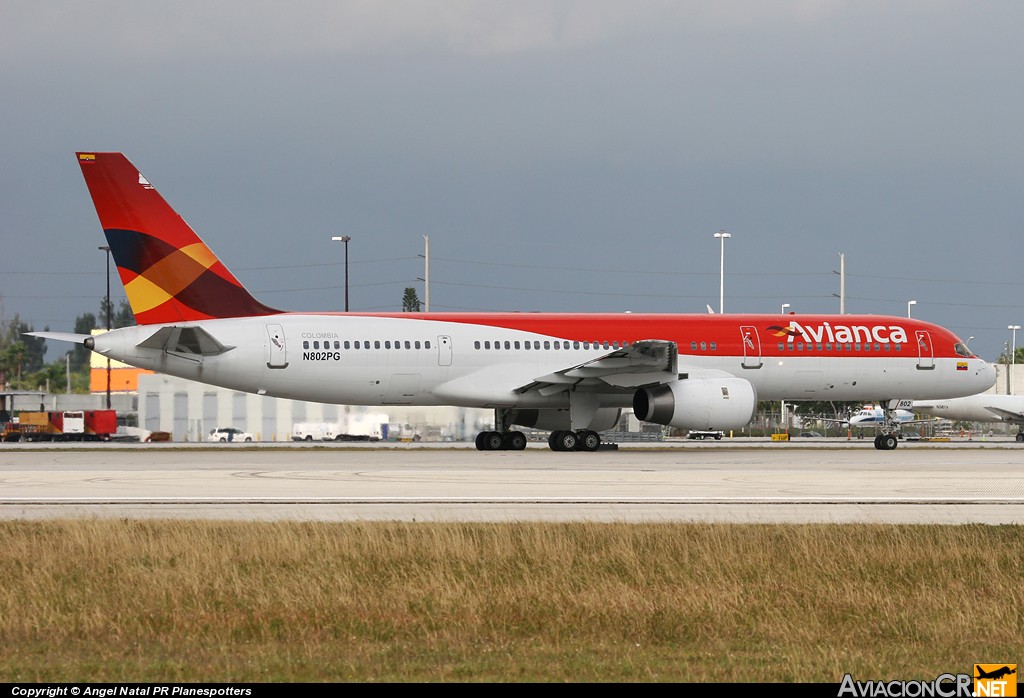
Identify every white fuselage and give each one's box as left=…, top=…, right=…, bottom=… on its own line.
left=89, top=314, right=997, bottom=409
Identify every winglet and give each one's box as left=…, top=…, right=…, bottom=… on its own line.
left=76, top=152, right=281, bottom=325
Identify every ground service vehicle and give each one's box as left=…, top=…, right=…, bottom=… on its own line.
left=12, top=410, right=117, bottom=442
left=208, top=427, right=254, bottom=442
left=686, top=430, right=724, bottom=440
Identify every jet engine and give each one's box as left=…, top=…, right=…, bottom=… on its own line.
left=633, top=377, right=756, bottom=430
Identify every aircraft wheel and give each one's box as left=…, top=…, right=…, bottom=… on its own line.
left=504, top=431, right=527, bottom=451
left=1017, top=433, right=1024, bottom=443
left=549, top=430, right=577, bottom=451
left=576, top=430, right=601, bottom=452
left=482, top=431, right=504, bottom=451
left=881, top=434, right=898, bottom=450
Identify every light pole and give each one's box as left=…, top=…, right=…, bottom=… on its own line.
left=907, top=300, right=916, bottom=318
left=713, top=230, right=730, bottom=314
left=331, top=236, right=351, bottom=311
left=98, top=245, right=112, bottom=409
left=1010, top=325, right=1021, bottom=395
left=781, top=303, right=790, bottom=315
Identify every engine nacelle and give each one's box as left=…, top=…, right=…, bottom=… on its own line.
left=508, top=407, right=622, bottom=432
left=633, top=377, right=756, bottom=430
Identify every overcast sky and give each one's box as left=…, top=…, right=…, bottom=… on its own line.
left=3, top=1, right=1023, bottom=363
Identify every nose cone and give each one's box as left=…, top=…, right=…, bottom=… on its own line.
left=978, top=360, right=998, bottom=391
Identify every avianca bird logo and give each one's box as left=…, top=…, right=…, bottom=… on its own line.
left=767, top=325, right=801, bottom=339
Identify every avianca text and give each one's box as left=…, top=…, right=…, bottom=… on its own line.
left=789, top=322, right=909, bottom=345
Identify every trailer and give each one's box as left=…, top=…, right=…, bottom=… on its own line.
left=291, top=413, right=389, bottom=442
left=14, top=409, right=117, bottom=442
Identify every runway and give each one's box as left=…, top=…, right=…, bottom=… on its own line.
left=0, top=439, right=1022, bottom=524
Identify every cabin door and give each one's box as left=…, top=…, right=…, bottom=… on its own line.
left=740, top=325, right=762, bottom=369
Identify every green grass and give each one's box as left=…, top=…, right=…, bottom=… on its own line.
left=1, top=520, right=1021, bottom=682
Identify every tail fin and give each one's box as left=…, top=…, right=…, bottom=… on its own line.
left=76, top=152, right=280, bottom=325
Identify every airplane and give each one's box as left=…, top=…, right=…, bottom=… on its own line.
left=28, top=152, right=997, bottom=452
left=975, top=665, right=1016, bottom=681
left=913, top=393, right=1024, bottom=442
left=822, top=404, right=931, bottom=430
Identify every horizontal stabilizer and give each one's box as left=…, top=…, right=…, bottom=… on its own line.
left=24, top=331, right=92, bottom=345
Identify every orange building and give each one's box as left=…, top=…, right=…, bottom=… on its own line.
left=89, top=329, right=153, bottom=394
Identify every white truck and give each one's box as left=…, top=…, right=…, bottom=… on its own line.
left=292, top=413, right=389, bottom=442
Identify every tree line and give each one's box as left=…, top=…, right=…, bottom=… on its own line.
left=0, top=299, right=134, bottom=394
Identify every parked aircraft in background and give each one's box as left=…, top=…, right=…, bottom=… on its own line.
left=824, top=404, right=920, bottom=428
left=914, top=393, right=1024, bottom=442
left=29, top=152, right=996, bottom=451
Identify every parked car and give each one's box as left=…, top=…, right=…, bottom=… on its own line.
left=686, top=430, right=723, bottom=440
left=798, top=431, right=823, bottom=438
left=208, top=427, right=254, bottom=443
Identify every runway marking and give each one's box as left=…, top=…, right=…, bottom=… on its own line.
left=3, top=497, right=1024, bottom=505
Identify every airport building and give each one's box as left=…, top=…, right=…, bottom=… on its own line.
left=135, top=373, right=494, bottom=442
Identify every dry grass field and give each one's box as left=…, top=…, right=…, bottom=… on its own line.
left=1, top=520, right=1021, bottom=682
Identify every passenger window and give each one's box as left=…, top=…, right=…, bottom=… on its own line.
left=344, top=341, right=350, bottom=349
left=374, top=341, right=381, bottom=349
left=700, top=342, right=707, bottom=351
left=691, top=341, right=698, bottom=351
left=710, top=342, right=716, bottom=351
left=543, top=341, right=550, bottom=350
left=303, top=341, right=309, bottom=349
left=504, top=341, right=511, bottom=349
left=425, top=341, right=431, bottom=349
left=384, top=341, right=391, bottom=349
left=514, top=341, right=521, bottom=349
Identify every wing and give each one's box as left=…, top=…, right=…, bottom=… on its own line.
left=514, top=339, right=681, bottom=396
left=980, top=406, right=1024, bottom=424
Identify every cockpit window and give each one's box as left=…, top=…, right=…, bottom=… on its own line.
left=954, top=343, right=972, bottom=358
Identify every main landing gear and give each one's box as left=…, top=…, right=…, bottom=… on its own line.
left=474, top=408, right=605, bottom=452
left=475, top=430, right=527, bottom=451
left=473, top=428, right=604, bottom=451
left=873, top=433, right=899, bottom=451
left=548, top=429, right=602, bottom=452
left=872, top=401, right=907, bottom=450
